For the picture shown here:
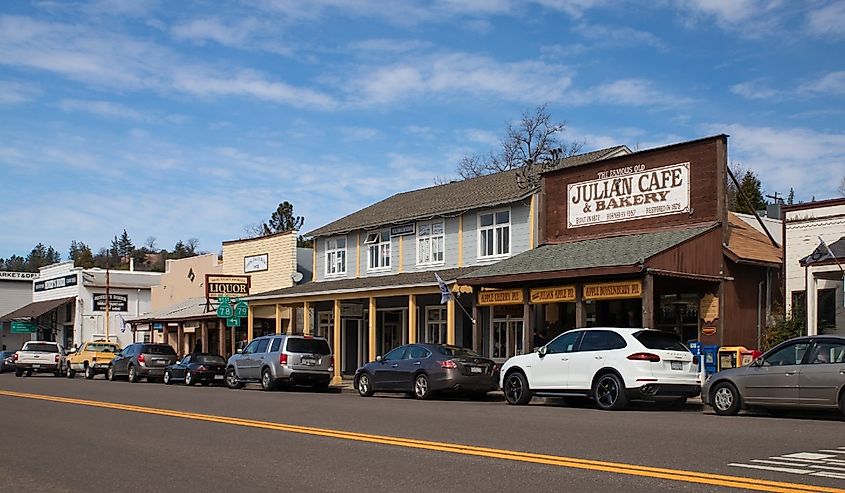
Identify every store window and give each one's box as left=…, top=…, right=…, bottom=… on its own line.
left=417, top=221, right=445, bottom=266
left=325, top=237, right=346, bottom=277
left=491, top=305, right=524, bottom=358
left=365, top=231, right=391, bottom=272
left=478, top=210, right=510, bottom=259
left=655, top=294, right=699, bottom=342
left=817, top=288, right=836, bottom=334
left=317, top=311, right=333, bottom=343
left=791, top=291, right=806, bottom=321
left=425, top=306, right=447, bottom=344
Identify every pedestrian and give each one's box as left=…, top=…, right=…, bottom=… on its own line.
left=532, top=329, right=546, bottom=349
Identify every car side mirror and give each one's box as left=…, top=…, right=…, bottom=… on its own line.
left=538, top=346, right=548, bottom=357
left=236, top=349, right=243, bottom=354
left=376, top=355, right=382, bottom=362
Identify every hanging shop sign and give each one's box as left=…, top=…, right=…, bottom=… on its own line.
left=92, top=293, right=128, bottom=312
left=529, top=285, right=576, bottom=304
left=478, top=289, right=524, bottom=306
left=583, top=281, right=642, bottom=300
left=390, top=224, right=416, bottom=237
left=702, top=326, right=717, bottom=336
left=341, top=302, right=364, bottom=318
left=34, top=274, right=78, bottom=292
left=700, top=294, right=720, bottom=324
left=568, top=162, right=690, bottom=228
left=11, top=321, right=37, bottom=333
left=206, top=274, right=250, bottom=299
left=244, top=253, right=269, bottom=273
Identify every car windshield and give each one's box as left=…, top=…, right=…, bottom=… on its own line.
left=286, top=338, right=331, bottom=355
left=634, top=331, right=688, bottom=351
left=195, top=355, right=225, bottom=364
left=87, top=343, right=119, bottom=352
left=144, top=345, right=176, bottom=355
left=437, top=346, right=481, bottom=358
left=22, top=343, right=58, bottom=352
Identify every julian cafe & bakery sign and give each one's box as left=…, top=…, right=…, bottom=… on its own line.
left=568, top=162, right=690, bottom=228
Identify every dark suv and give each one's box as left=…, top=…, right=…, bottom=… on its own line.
left=107, top=343, right=177, bottom=383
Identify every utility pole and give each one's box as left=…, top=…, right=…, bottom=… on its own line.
left=105, top=251, right=110, bottom=340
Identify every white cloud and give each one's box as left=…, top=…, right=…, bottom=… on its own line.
left=0, top=81, right=40, bottom=104
left=339, top=126, right=381, bottom=141
left=677, top=0, right=785, bottom=36
left=571, top=23, right=667, bottom=50
left=170, top=17, right=258, bottom=47
left=579, top=78, right=692, bottom=107
left=348, top=38, right=432, bottom=55
left=730, top=80, right=782, bottom=100
left=806, top=1, right=845, bottom=39
left=58, top=99, right=146, bottom=121
left=800, top=70, right=845, bottom=95
left=456, top=128, right=499, bottom=146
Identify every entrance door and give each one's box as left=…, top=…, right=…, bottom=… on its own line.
left=381, top=311, right=402, bottom=356
left=492, top=318, right=524, bottom=359
left=342, top=319, right=360, bottom=375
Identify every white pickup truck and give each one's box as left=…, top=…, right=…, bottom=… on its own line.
left=13, top=341, right=65, bottom=377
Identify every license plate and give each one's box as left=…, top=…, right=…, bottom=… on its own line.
left=470, top=367, right=483, bottom=374
left=671, top=361, right=683, bottom=370
left=153, top=359, right=166, bottom=366
left=32, top=364, right=40, bottom=368
left=301, top=358, right=316, bottom=366
left=213, top=374, right=224, bottom=380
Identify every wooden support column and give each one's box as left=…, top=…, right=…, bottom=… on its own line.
left=446, top=296, right=456, bottom=345
left=275, top=304, right=283, bottom=335
left=642, top=274, right=654, bottom=329
left=229, top=323, right=235, bottom=354
left=575, top=282, right=587, bottom=328
left=522, top=289, right=531, bottom=354
left=247, top=305, right=254, bottom=341
left=472, top=301, right=481, bottom=354
left=303, top=301, right=312, bottom=336
left=408, top=294, right=417, bottom=344
left=332, top=299, right=342, bottom=385
left=368, top=297, right=377, bottom=361
left=201, top=321, right=208, bottom=353
left=176, top=324, right=184, bottom=357
left=218, top=319, right=225, bottom=357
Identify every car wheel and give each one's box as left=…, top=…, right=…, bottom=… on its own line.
left=107, top=366, right=117, bottom=381
left=85, top=365, right=95, bottom=380
left=225, top=368, right=243, bottom=389
left=15, top=369, right=23, bottom=377
left=711, top=382, right=741, bottom=416
left=260, top=368, right=275, bottom=391
left=593, top=373, right=628, bottom=411
left=413, top=373, right=432, bottom=400
left=185, top=371, right=194, bottom=386
left=504, top=372, right=532, bottom=405
left=25, top=370, right=32, bottom=377
left=128, top=365, right=139, bottom=383
left=357, top=373, right=375, bottom=397
left=66, top=364, right=75, bottom=378
left=163, top=370, right=172, bottom=385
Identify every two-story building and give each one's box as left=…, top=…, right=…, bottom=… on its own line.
left=0, top=271, right=40, bottom=350
left=244, top=146, right=630, bottom=384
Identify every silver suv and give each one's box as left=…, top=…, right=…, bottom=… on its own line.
left=225, top=335, right=333, bottom=391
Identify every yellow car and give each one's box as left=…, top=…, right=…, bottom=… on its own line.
left=66, top=341, right=122, bottom=379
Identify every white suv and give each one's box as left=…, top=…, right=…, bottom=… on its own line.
left=500, top=328, right=700, bottom=410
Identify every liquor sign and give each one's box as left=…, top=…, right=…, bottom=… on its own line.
left=92, top=293, right=128, bottom=312
left=568, top=162, right=690, bottom=228
left=529, top=285, right=576, bottom=304
left=11, top=321, right=37, bottom=333
left=583, top=281, right=642, bottom=300
left=390, top=224, right=415, bottom=237
left=34, top=274, right=78, bottom=292
left=206, top=275, right=250, bottom=299
left=478, top=289, right=524, bottom=306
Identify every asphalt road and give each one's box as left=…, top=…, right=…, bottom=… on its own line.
left=1, top=373, right=843, bottom=493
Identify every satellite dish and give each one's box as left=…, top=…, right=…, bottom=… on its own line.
left=291, top=272, right=304, bottom=283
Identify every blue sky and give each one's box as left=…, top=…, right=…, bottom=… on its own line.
left=1, top=0, right=844, bottom=259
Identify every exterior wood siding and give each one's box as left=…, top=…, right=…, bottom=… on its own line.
left=645, top=227, right=723, bottom=276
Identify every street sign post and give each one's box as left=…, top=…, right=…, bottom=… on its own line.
left=11, top=321, right=37, bottom=333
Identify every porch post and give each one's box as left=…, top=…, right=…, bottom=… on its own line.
left=303, top=301, right=312, bottom=336
left=201, top=321, right=208, bottom=352
left=275, top=304, right=283, bottom=335
left=575, top=282, right=587, bottom=328
left=332, top=299, right=342, bottom=385
left=472, top=301, right=481, bottom=354
left=176, top=323, right=184, bottom=357
left=368, top=297, right=377, bottom=361
left=218, top=319, right=225, bottom=357
left=642, top=274, right=654, bottom=329
left=247, top=304, right=254, bottom=340
left=408, top=294, right=417, bottom=344
left=446, top=296, right=456, bottom=345
left=522, top=288, right=531, bottom=354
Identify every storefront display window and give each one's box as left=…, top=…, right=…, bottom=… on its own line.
left=656, top=294, right=699, bottom=342
left=317, top=311, right=333, bottom=343
left=425, top=306, right=447, bottom=343
left=817, top=288, right=836, bottom=335
left=585, top=298, right=642, bottom=328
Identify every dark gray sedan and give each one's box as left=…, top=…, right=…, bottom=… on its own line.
left=702, top=335, right=845, bottom=416
left=354, top=344, right=498, bottom=400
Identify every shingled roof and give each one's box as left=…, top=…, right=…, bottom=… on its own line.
left=306, top=145, right=629, bottom=237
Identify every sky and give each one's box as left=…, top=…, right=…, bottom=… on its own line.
left=1, top=0, right=844, bottom=259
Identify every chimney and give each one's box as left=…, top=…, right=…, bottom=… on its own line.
left=130, top=258, right=135, bottom=272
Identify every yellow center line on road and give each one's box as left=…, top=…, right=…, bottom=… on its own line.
left=1, top=389, right=841, bottom=493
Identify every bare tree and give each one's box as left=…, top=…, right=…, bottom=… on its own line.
left=144, top=236, right=157, bottom=251
left=456, top=104, right=583, bottom=180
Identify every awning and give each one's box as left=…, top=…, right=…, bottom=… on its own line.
left=128, top=297, right=219, bottom=324
left=0, top=296, right=76, bottom=321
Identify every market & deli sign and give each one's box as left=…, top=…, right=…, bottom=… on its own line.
left=568, top=162, right=690, bottom=228
left=205, top=274, right=250, bottom=299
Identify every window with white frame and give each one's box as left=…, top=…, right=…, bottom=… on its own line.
left=417, top=220, right=445, bottom=266
left=478, top=209, right=510, bottom=258
left=425, top=306, right=447, bottom=344
left=325, top=237, right=346, bottom=276
left=364, top=230, right=391, bottom=271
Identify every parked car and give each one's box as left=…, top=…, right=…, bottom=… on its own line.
left=164, top=353, right=227, bottom=386
left=66, top=340, right=121, bottom=379
left=500, top=328, right=701, bottom=410
left=0, top=350, right=16, bottom=373
left=13, top=341, right=65, bottom=377
left=107, top=343, right=177, bottom=383
left=225, top=335, right=333, bottom=391
left=354, top=344, right=498, bottom=400
left=702, top=335, right=845, bottom=416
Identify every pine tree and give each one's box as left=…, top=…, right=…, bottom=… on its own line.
left=787, top=187, right=795, bottom=205
left=69, top=240, right=94, bottom=268
left=117, top=229, right=134, bottom=257
left=732, top=170, right=767, bottom=214
left=263, top=201, right=305, bottom=234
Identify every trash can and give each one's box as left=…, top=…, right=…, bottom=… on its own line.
left=701, top=344, right=719, bottom=375
left=718, top=346, right=748, bottom=371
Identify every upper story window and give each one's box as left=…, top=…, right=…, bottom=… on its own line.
left=365, top=230, right=391, bottom=272
left=325, top=237, right=346, bottom=277
left=478, top=209, right=510, bottom=259
left=417, top=220, right=445, bottom=266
